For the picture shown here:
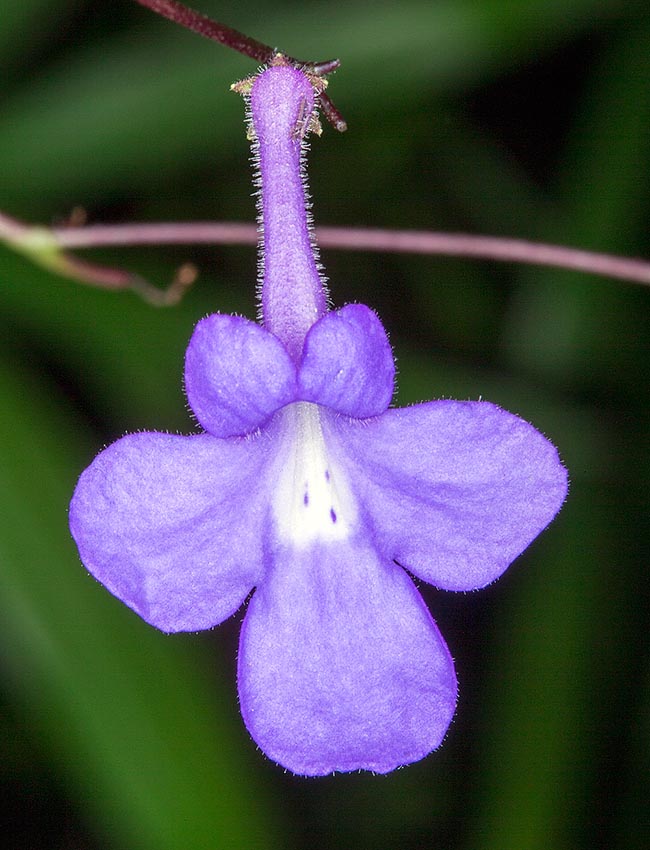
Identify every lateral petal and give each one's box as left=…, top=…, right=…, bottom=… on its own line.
left=70, top=430, right=277, bottom=632
left=326, top=401, right=568, bottom=591
left=298, top=304, right=395, bottom=417
left=238, top=536, right=457, bottom=776
left=185, top=313, right=298, bottom=437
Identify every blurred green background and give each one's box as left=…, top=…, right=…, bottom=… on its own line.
left=1, top=1, right=649, bottom=848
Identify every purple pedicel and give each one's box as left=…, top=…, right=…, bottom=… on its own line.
left=251, top=67, right=328, bottom=362
left=69, top=64, right=568, bottom=775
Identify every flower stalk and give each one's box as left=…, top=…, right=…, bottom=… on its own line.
left=248, top=59, right=329, bottom=359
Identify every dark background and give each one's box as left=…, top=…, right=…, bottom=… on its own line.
left=1, top=1, right=648, bottom=848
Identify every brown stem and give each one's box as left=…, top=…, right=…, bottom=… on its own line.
left=134, top=0, right=274, bottom=63
left=133, top=0, right=347, bottom=131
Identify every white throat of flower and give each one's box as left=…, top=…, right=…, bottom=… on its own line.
left=273, top=402, right=356, bottom=547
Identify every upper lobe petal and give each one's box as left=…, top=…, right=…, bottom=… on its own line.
left=298, top=304, right=395, bottom=418
left=238, top=535, right=457, bottom=776
left=70, top=430, right=277, bottom=632
left=185, top=313, right=298, bottom=437
left=326, top=401, right=568, bottom=591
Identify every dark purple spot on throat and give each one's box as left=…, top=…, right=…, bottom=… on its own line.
left=330, top=508, right=337, bottom=523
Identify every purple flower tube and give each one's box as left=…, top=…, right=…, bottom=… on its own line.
left=69, top=61, right=568, bottom=776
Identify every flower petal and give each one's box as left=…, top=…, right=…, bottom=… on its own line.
left=70, top=431, right=277, bottom=632
left=326, top=401, right=568, bottom=591
left=298, top=304, right=395, bottom=417
left=185, top=313, right=297, bottom=437
left=238, top=536, right=457, bottom=775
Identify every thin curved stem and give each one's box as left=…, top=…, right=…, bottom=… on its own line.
left=4, top=210, right=650, bottom=304
left=0, top=211, right=196, bottom=305
left=51, top=220, right=650, bottom=288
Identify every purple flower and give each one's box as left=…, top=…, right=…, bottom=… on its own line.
left=70, top=63, right=568, bottom=776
